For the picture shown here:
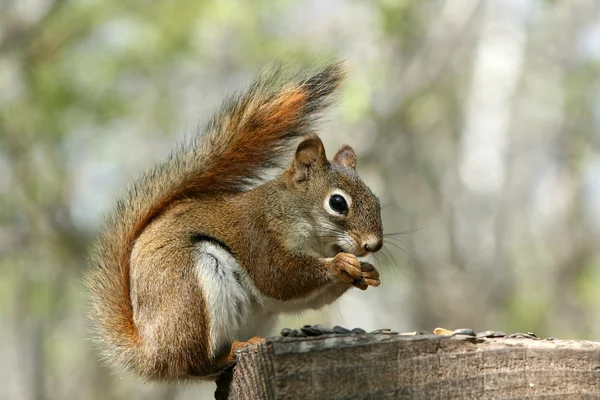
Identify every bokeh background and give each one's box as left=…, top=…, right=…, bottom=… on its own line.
left=3, top=0, right=600, bottom=398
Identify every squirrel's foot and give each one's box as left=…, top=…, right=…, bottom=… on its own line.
left=241, top=336, right=265, bottom=347
left=230, top=336, right=265, bottom=355
left=218, top=336, right=265, bottom=365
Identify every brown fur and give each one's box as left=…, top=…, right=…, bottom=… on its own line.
left=85, top=63, right=383, bottom=381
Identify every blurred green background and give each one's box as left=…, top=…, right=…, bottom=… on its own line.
left=2, top=0, right=600, bottom=398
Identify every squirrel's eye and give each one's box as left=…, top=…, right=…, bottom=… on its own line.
left=329, top=194, right=348, bottom=214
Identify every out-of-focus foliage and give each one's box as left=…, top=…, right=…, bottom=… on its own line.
left=2, top=0, right=600, bottom=398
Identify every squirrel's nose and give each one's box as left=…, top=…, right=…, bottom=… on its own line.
left=363, top=238, right=383, bottom=253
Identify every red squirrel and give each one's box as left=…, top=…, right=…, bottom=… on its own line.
left=85, top=63, right=383, bottom=381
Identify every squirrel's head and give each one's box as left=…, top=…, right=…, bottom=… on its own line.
left=282, top=135, right=383, bottom=258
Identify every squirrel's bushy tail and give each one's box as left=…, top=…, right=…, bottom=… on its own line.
left=85, top=63, right=344, bottom=376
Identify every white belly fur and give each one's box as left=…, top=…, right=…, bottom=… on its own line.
left=194, top=242, right=347, bottom=358
left=194, top=242, right=273, bottom=358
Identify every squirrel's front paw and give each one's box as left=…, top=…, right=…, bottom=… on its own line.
left=360, top=262, right=380, bottom=287
left=351, top=262, right=381, bottom=291
left=329, top=252, right=362, bottom=284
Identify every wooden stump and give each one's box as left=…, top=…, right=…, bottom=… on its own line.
left=217, top=334, right=600, bottom=399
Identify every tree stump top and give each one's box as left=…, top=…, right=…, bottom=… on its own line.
left=219, top=333, right=600, bottom=399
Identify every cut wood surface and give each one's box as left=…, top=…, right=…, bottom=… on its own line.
left=217, top=333, right=600, bottom=399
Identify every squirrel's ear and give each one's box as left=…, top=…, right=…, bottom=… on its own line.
left=290, top=136, right=328, bottom=181
left=333, top=145, right=356, bottom=170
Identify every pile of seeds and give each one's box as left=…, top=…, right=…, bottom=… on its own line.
left=432, top=327, right=540, bottom=339
left=279, top=325, right=542, bottom=340
left=279, top=324, right=397, bottom=338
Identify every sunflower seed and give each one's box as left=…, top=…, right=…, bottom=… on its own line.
left=313, top=324, right=335, bottom=334
left=453, top=328, right=476, bottom=336
left=333, top=326, right=351, bottom=334
left=280, top=328, right=291, bottom=337
left=300, top=326, right=322, bottom=336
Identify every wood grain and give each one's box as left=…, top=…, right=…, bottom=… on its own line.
left=218, top=334, right=600, bottom=399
